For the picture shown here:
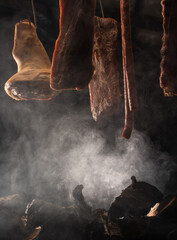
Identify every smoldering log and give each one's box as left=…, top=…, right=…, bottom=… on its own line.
left=0, top=194, right=39, bottom=240
left=72, top=184, right=92, bottom=219
left=108, top=176, right=163, bottom=220
left=147, top=194, right=177, bottom=219
left=0, top=179, right=177, bottom=240
left=25, top=185, right=92, bottom=240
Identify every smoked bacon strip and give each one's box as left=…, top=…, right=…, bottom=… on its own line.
left=160, top=0, right=177, bottom=96
left=89, top=17, right=120, bottom=121
left=51, top=0, right=96, bottom=91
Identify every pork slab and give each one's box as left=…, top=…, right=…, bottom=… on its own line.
left=89, top=16, right=120, bottom=121
left=51, top=0, right=96, bottom=91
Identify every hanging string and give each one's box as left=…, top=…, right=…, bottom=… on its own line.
left=31, top=0, right=37, bottom=28
left=28, top=16, right=31, bottom=27
left=99, top=0, right=105, bottom=18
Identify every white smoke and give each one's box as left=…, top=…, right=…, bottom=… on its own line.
left=0, top=7, right=176, bottom=211
left=3, top=105, right=174, bottom=209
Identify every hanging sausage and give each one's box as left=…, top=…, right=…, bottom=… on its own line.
left=122, top=61, right=134, bottom=139
left=4, top=20, right=59, bottom=101
left=120, top=0, right=138, bottom=139
left=160, top=0, right=177, bottom=96
left=50, top=0, right=96, bottom=91
left=89, top=16, right=120, bottom=121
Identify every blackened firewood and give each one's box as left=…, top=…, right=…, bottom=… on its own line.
left=145, top=216, right=177, bottom=240
left=0, top=194, right=25, bottom=215
left=117, top=216, right=146, bottom=240
left=23, top=226, right=41, bottom=240
left=146, top=202, right=160, bottom=217
left=107, top=219, right=123, bottom=240
left=108, top=176, right=163, bottom=220
left=38, top=205, right=89, bottom=240
left=159, top=196, right=177, bottom=219
left=0, top=194, right=26, bottom=240
left=72, top=184, right=91, bottom=219
left=25, top=188, right=91, bottom=240
left=25, top=199, right=58, bottom=232
left=86, top=209, right=110, bottom=240
left=168, top=229, right=177, bottom=240
left=147, top=195, right=177, bottom=219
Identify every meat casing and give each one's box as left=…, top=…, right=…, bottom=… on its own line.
left=89, top=17, right=120, bottom=121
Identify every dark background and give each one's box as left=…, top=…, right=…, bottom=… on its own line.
left=0, top=0, right=176, bottom=208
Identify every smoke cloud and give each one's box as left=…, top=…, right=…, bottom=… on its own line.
left=0, top=94, right=176, bottom=209
left=0, top=5, right=177, bottom=212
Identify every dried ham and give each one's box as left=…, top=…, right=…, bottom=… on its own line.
left=50, top=0, right=96, bottom=91
left=89, top=16, right=120, bottom=121
left=160, top=0, right=177, bottom=96
left=4, top=20, right=58, bottom=101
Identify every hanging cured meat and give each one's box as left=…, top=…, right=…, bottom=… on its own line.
left=122, top=62, right=134, bottom=139
left=120, top=0, right=138, bottom=139
left=89, top=16, right=120, bottom=121
left=50, top=0, right=96, bottom=91
left=160, top=0, right=177, bottom=96
left=4, top=20, right=59, bottom=101
left=120, top=0, right=138, bottom=112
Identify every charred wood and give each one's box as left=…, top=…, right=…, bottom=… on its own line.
left=108, top=176, right=163, bottom=220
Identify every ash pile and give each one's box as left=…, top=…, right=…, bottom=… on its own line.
left=0, top=177, right=177, bottom=240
